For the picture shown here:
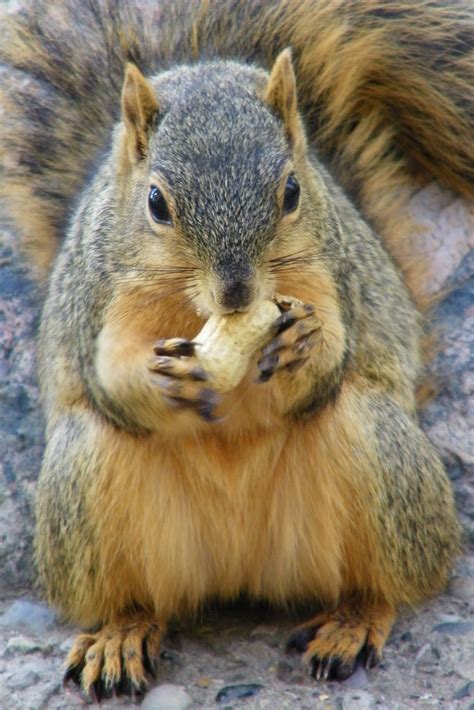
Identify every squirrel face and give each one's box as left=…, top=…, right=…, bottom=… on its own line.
left=118, top=53, right=325, bottom=315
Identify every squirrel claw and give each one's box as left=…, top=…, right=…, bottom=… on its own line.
left=273, top=303, right=316, bottom=334
left=160, top=382, right=221, bottom=422
left=361, top=643, right=380, bottom=669
left=153, top=337, right=195, bottom=357
left=63, top=663, right=82, bottom=688
left=287, top=601, right=392, bottom=683
left=257, top=302, right=320, bottom=382
left=150, top=355, right=208, bottom=381
left=65, top=617, right=161, bottom=701
left=149, top=341, right=219, bottom=421
left=310, top=655, right=355, bottom=681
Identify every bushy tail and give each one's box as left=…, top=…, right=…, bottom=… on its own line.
left=1, top=0, right=473, bottom=288
left=0, top=1, right=155, bottom=277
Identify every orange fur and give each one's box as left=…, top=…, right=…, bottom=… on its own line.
left=56, top=376, right=433, bottom=628
left=293, top=600, right=395, bottom=673
left=66, top=613, right=162, bottom=695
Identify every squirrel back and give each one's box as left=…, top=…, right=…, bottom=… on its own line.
left=1, top=0, right=473, bottom=295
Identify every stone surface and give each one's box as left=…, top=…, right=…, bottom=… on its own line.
left=141, top=684, right=193, bottom=709
left=4, top=634, right=53, bottom=655
left=432, top=621, right=474, bottom=636
left=448, top=576, right=474, bottom=601
left=0, top=600, right=56, bottom=634
left=6, top=661, right=44, bottom=690
left=0, top=225, right=43, bottom=594
left=0, top=581, right=472, bottom=707
left=408, top=183, right=474, bottom=298
left=342, top=665, right=369, bottom=690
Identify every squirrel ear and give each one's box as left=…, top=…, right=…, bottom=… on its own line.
left=121, top=63, right=159, bottom=162
left=264, top=49, right=300, bottom=146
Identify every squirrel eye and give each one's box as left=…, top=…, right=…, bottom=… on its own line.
left=148, top=185, right=172, bottom=225
left=283, top=174, right=300, bottom=214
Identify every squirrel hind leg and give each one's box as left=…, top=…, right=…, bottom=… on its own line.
left=286, top=599, right=395, bottom=681
left=64, top=613, right=163, bottom=702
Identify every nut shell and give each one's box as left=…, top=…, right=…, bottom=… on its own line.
left=193, top=300, right=281, bottom=392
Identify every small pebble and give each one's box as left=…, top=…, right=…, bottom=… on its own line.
left=160, top=649, right=183, bottom=665
left=453, top=681, right=474, bottom=701
left=195, top=676, right=212, bottom=688
left=276, top=658, right=305, bottom=684
left=5, top=635, right=53, bottom=656
left=448, top=576, right=474, bottom=600
left=0, top=600, right=56, bottom=634
left=341, top=690, right=376, bottom=709
left=433, top=621, right=474, bottom=636
left=414, top=643, right=431, bottom=665
left=342, top=664, right=369, bottom=690
left=216, top=683, right=264, bottom=703
left=141, top=683, right=192, bottom=710
left=59, top=636, right=75, bottom=653
left=276, top=659, right=294, bottom=682
left=435, top=612, right=461, bottom=624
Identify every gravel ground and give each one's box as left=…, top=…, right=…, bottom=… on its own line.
left=0, top=565, right=473, bottom=710
left=0, top=154, right=473, bottom=708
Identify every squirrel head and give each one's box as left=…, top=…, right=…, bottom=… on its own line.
left=116, top=51, right=327, bottom=315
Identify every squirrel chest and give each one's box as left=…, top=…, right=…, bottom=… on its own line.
left=89, top=412, right=349, bottom=615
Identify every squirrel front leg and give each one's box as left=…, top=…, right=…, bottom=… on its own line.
left=95, top=319, right=220, bottom=433
left=284, top=382, right=460, bottom=679
left=258, top=289, right=347, bottom=416
left=36, top=409, right=166, bottom=699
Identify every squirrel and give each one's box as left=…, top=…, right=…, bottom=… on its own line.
left=0, top=0, right=472, bottom=700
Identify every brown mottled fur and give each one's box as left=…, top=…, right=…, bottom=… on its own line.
left=1, top=1, right=473, bottom=293
left=0, top=0, right=468, bottom=699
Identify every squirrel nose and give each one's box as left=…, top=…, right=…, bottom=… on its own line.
left=219, top=279, right=253, bottom=311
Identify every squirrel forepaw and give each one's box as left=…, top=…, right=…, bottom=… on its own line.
left=149, top=338, right=220, bottom=421
left=257, top=303, right=321, bottom=382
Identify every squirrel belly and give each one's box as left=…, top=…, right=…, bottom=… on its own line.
left=1, top=0, right=469, bottom=699
left=37, top=379, right=457, bottom=627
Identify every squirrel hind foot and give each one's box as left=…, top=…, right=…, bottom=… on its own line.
left=64, top=614, right=162, bottom=701
left=286, top=599, right=395, bottom=682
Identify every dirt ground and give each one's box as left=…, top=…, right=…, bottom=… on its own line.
left=0, top=555, right=473, bottom=710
